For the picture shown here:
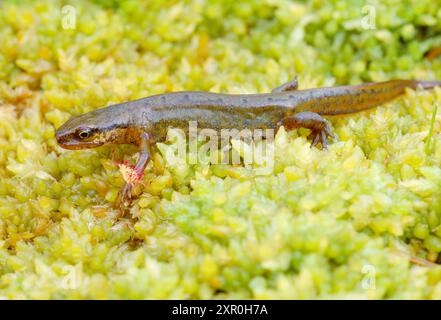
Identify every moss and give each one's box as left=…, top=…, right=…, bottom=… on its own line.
left=1, top=0, right=441, bottom=299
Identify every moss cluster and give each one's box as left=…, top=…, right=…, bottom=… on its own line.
left=1, top=0, right=441, bottom=299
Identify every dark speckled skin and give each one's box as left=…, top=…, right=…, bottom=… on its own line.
left=56, top=79, right=441, bottom=149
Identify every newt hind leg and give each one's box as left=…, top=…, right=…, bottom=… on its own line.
left=277, top=112, right=335, bottom=149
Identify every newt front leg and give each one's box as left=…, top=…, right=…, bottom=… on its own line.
left=120, top=132, right=152, bottom=210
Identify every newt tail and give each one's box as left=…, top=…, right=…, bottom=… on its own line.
left=296, top=80, right=441, bottom=115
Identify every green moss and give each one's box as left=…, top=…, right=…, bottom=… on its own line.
left=1, top=0, right=441, bottom=299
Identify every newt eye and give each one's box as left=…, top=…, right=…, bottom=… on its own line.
left=77, top=128, right=92, bottom=139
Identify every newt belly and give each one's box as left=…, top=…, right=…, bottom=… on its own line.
left=55, top=77, right=441, bottom=208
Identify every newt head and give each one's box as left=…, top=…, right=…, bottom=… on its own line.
left=55, top=106, right=137, bottom=150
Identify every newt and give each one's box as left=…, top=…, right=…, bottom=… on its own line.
left=55, top=77, right=441, bottom=207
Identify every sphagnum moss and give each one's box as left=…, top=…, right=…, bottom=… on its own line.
left=1, top=0, right=441, bottom=299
